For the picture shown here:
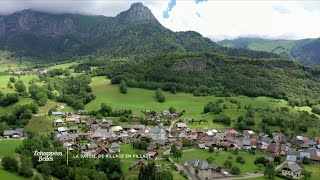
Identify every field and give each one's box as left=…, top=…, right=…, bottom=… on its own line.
left=0, top=139, right=22, bottom=157
left=25, top=116, right=54, bottom=134
left=0, top=75, right=39, bottom=93
left=0, top=166, right=26, bottom=180
left=86, top=76, right=314, bottom=130
left=303, top=164, right=320, bottom=180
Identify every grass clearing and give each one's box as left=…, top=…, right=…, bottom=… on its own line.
left=0, top=166, right=26, bottom=180
left=25, top=116, right=54, bottom=134
left=0, top=139, right=22, bottom=157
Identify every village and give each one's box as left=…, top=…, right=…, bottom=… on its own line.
left=3, top=108, right=319, bottom=180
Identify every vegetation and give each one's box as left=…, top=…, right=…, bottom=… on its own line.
left=105, top=52, right=320, bottom=107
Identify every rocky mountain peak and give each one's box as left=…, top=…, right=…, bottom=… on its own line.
left=111, top=2, right=161, bottom=29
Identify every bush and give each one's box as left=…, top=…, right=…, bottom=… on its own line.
left=1, top=156, right=19, bottom=172
left=231, top=166, right=241, bottom=175
left=236, top=156, right=246, bottom=164
left=155, top=88, right=166, bottom=103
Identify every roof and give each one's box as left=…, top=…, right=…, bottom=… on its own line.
left=52, top=111, right=64, bottom=115
left=58, top=127, right=69, bottom=132
left=131, top=159, right=148, bottom=167
left=176, top=123, right=188, bottom=128
left=284, top=163, right=301, bottom=173
left=3, top=130, right=21, bottom=136
left=109, top=142, right=120, bottom=149
left=286, top=155, right=297, bottom=162
left=87, top=143, right=98, bottom=149
left=54, top=118, right=63, bottom=123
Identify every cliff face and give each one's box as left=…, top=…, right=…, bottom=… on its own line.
left=0, top=3, right=162, bottom=38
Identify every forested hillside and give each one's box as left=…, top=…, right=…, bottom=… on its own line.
left=103, top=52, right=320, bottom=107
left=219, top=38, right=320, bottom=66
left=0, top=3, right=278, bottom=61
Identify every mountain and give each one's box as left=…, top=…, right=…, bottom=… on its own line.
left=218, top=38, right=320, bottom=66
left=0, top=3, right=278, bottom=61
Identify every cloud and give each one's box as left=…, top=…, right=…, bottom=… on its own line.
left=159, top=0, right=320, bottom=41
left=1, top=0, right=320, bottom=41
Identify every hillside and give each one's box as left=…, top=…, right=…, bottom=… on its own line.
left=104, top=52, right=320, bottom=107
left=0, top=3, right=278, bottom=61
left=219, top=38, right=320, bottom=66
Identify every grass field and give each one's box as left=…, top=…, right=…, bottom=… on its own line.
left=173, top=149, right=267, bottom=175
left=0, top=75, right=39, bottom=93
left=0, top=139, right=22, bottom=157
left=0, top=166, right=26, bottom=180
left=303, top=164, right=320, bottom=180
left=86, top=76, right=310, bottom=130
left=25, top=116, right=54, bottom=134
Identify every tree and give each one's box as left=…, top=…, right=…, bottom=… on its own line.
left=170, top=144, right=177, bottom=155
left=36, top=162, right=52, bottom=177
left=119, top=80, right=128, bottom=94
left=100, top=103, right=112, bottom=116
left=14, top=80, right=26, bottom=93
left=18, top=155, right=34, bottom=178
left=223, top=160, right=233, bottom=169
left=231, top=166, right=241, bottom=175
left=155, top=88, right=166, bottom=103
left=236, top=156, right=245, bottom=164
left=10, top=77, right=16, bottom=83
left=96, top=158, right=122, bottom=179
left=173, top=149, right=182, bottom=162
left=169, top=107, right=176, bottom=113
left=264, top=162, right=276, bottom=179
left=138, top=161, right=156, bottom=180
left=1, top=156, right=19, bottom=172
left=156, top=171, right=173, bottom=180
left=209, top=146, right=214, bottom=153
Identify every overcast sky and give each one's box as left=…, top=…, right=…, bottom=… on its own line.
left=1, top=0, right=320, bottom=41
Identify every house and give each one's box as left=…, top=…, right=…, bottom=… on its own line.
left=266, top=143, right=280, bottom=155
left=146, top=151, right=157, bottom=160
left=53, top=118, right=63, bottom=126
left=184, top=158, right=221, bottom=180
left=243, top=130, right=255, bottom=137
left=131, top=159, right=148, bottom=169
left=52, top=111, right=64, bottom=116
left=78, top=110, right=87, bottom=115
left=281, top=162, right=302, bottom=179
left=286, top=155, right=297, bottom=162
left=108, top=142, right=120, bottom=153
left=3, top=129, right=24, bottom=139
left=149, top=126, right=166, bottom=140
left=58, top=127, right=69, bottom=133
left=95, top=147, right=108, bottom=156
left=69, top=126, right=78, bottom=133
left=176, top=123, right=188, bottom=129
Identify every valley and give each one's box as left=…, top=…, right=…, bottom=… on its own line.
left=0, top=2, right=320, bottom=180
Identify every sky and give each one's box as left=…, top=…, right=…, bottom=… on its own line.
left=0, top=0, right=320, bottom=41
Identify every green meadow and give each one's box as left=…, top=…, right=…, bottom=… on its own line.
left=0, top=166, right=26, bottom=180
left=86, top=76, right=310, bottom=130
left=0, top=139, right=22, bottom=157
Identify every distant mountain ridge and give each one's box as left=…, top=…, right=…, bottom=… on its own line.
left=218, top=38, right=320, bottom=66
left=0, top=3, right=277, bottom=61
